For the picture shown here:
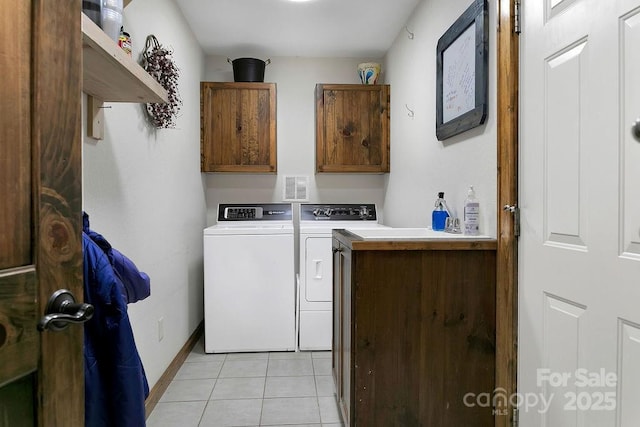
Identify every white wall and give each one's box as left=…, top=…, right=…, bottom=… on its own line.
left=202, top=57, right=387, bottom=226
left=383, top=0, right=497, bottom=236
left=82, top=0, right=206, bottom=389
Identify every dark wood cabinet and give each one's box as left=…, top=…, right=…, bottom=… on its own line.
left=332, top=230, right=497, bottom=427
left=200, top=82, right=276, bottom=173
left=316, top=84, right=390, bottom=173
left=332, top=240, right=352, bottom=424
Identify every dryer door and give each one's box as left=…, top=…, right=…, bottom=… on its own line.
left=304, top=236, right=332, bottom=303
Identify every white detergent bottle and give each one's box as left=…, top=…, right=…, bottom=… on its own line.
left=101, top=0, right=123, bottom=42
left=463, top=185, right=480, bottom=235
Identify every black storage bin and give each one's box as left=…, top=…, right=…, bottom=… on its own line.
left=227, top=58, right=271, bottom=82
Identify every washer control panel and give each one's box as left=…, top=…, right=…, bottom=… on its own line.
left=218, top=203, right=293, bottom=221
left=300, top=204, right=377, bottom=221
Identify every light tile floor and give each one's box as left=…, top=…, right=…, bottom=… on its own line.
left=147, top=339, right=344, bottom=427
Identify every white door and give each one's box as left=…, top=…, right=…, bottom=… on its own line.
left=519, top=0, right=640, bottom=426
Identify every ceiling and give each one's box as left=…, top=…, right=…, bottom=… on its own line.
left=174, top=0, right=421, bottom=59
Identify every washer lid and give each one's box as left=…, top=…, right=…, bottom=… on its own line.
left=204, top=223, right=294, bottom=235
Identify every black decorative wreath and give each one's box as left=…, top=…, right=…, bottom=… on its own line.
left=142, top=35, right=182, bottom=129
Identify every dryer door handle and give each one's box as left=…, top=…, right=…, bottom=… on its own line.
left=313, top=259, right=323, bottom=279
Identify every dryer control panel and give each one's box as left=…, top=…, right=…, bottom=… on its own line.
left=300, top=204, right=377, bottom=221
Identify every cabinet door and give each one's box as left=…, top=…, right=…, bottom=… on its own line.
left=316, top=84, right=390, bottom=173
left=201, top=82, right=276, bottom=172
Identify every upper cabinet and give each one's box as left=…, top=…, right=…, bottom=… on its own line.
left=81, top=13, right=167, bottom=103
left=315, top=84, right=390, bottom=173
left=200, top=82, right=277, bottom=173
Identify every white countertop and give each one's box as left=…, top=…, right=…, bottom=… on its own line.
left=345, top=227, right=493, bottom=240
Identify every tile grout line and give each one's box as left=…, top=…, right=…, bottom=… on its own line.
left=313, top=370, right=323, bottom=425
left=258, top=356, right=270, bottom=426
left=197, top=352, right=227, bottom=427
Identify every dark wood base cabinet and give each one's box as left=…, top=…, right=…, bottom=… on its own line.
left=332, top=230, right=497, bottom=427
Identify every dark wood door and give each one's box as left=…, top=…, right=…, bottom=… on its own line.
left=0, top=1, right=83, bottom=425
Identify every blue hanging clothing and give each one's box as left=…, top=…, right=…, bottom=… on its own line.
left=83, top=231, right=149, bottom=427
left=83, top=212, right=151, bottom=303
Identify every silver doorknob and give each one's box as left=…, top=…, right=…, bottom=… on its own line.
left=38, top=289, right=94, bottom=332
left=633, top=118, right=640, bottom=141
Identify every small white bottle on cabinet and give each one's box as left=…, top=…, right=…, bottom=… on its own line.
left=463, top=185, right=480, bottom=235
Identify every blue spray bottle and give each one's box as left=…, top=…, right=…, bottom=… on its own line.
left=432, top=192, right=450, bottom=231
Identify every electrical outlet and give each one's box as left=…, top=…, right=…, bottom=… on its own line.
left=158, top=317, right=164, bottom=342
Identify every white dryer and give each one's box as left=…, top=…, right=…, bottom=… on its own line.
left=204, top=203, right=295, bottom=353
left=298, top=204, right=387, bottom=350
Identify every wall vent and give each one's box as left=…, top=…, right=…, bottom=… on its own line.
left=283, top=176, right=309, bottom=202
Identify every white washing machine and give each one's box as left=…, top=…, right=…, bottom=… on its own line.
left=204, top=203, right=295, bottom=353
left=298, top=204, right=388, bottom=350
